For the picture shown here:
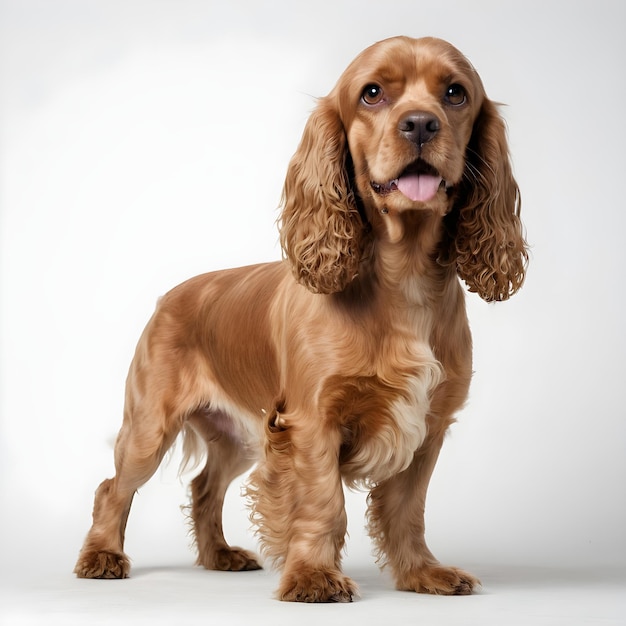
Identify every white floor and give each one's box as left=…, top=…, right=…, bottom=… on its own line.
left=2, top=559, right=624, bottom=626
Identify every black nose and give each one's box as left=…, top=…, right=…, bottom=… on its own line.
left=398, top=112, right=441, bottom=146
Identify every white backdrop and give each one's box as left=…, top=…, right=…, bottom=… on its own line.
left=1, top=0, right=625, bottom=620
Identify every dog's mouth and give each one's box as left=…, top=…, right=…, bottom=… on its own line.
left=371, top=160, right=446, bottom=203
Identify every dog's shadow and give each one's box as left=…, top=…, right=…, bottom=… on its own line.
left=125, top=562, right=624, bottom=602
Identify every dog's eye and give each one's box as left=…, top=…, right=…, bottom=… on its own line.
left=444, top=84, right=467, bottom=106
left=362, top=84, right=384, bottom=105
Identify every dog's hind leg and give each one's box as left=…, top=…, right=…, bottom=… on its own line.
left=186, top=410, right=261, bottom=571
left=73, top=396, right=181, bottom=579
left=74, top=311, right=195, bottom=579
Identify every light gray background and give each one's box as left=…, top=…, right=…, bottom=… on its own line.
left=1, top=1, right=625, bottom=624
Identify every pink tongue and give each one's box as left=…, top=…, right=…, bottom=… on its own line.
left=396, top=174, right=442, bottom=202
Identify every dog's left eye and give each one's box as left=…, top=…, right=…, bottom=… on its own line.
left=362, top=84, right=384, bottom=105
left=444, top=84, right=467, bottom=106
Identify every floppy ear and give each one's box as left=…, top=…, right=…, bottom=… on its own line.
left=454, top=99, right=528, bottom=302
left=279, top=97, right=364, bottom=295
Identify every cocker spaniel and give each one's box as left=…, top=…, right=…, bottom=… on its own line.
left=75, top=36, right=527, bottom=602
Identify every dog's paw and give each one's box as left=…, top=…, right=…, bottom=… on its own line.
left=202, top=547, right=262, bottom=572
left=74, top=549, right=130, bottom=579
left=397, top=565, right=480, bottom=595
left=278, top=566, right=357, bottom=603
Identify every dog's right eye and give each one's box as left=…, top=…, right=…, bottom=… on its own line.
left=444, top=84, right=467, bottom=106
left=362, top=84, right=384, bottom=105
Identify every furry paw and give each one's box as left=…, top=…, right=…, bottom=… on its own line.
left=74, top=549, right=130, bottom=579
left=397, top=565, right=480, bottom=595
left=278, top=566, right=357, bottom=603
left=200, top=547, right=262, bottom=572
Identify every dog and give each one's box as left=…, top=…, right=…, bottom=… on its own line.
left=75, top=35, right=527, bottom=602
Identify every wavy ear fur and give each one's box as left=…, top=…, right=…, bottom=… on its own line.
left=453, top=99, right=528, bottom=302
left=279, top=97, right=364, bottom=295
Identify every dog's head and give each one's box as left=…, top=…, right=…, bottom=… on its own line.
left=280, top=36, right=527, bottom=301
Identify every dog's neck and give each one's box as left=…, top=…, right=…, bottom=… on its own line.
left=333, top=208, right=453, bottom=312
left=372, top=208, right=450, bottom=305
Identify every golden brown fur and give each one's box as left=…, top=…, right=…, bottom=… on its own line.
left=75, top=36, right=527, bottom=602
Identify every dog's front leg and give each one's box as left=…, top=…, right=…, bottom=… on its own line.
left=367, top=430, right=479, bottom=595
left=248, top=409, right=356, bottom=602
